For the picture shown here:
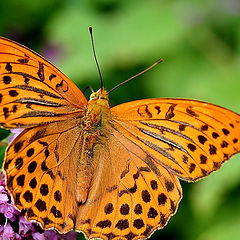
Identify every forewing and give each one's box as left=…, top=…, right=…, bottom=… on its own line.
left=111, top=98, right=240, bottom=182
left=0, top=36, right=87, bottom=128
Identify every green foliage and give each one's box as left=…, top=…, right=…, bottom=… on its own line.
left=0, top=0, right=240, bottom=239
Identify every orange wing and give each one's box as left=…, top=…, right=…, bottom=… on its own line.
left=111, top=98, right=240, bottom=182
left=3, top=118, right=84, bottom=233
left=75, top=127, right=182, bottom=240
left=0, top=36, right=87, bottom=128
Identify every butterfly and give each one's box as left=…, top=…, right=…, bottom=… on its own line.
left=0, top=35, right=240, bottom=240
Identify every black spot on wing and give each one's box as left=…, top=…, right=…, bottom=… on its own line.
left=165, top=104, right=176, bottom=120
left=3, top=76, right=11, bottom=84
left=37, top=62, right=45, bottom=81
left=49, top=73, right=56, bottom=81
left=5, top=63, right=12, bottom=72
left=186, top=106, right=198, bottom=117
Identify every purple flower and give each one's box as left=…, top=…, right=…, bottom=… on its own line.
left=0, top=191, right=8, bottom=202
left=18, top=215, right=35, bottom=235
left=0, top=180, right=18, bottom=223
left=8, top=129, right=22, bottom=144
left=32, top=232, right=46, bottom=240
left=1, top=223, right=20, bottom=240
left=1, top=204, right=19, bottom=222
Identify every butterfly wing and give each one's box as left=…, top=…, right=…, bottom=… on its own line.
left=0, top=36, right=87, bottom=128
left=75, top=128, right=182, bottom=240
left=2, top=35, right=240, bottom=240
left=3, top=117, right=85, bottom=233
left=3, top=113, right=182, bottom=239
left=110, top=98, right=240, bottom=182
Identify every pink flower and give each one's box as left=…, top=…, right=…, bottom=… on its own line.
left=18, top=215, right=35, bottom=235
left=8, top=129, right=22, bottom=144
left=32, top=232, right=45, bottom=240
left=1, top=223, right=20, bottom=240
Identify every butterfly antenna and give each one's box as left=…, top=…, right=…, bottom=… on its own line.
left=108, top=59, right=163, bottom=94
left=89, top=26, right=103, bottom=93
left=83, top=85, right=95, bottom=94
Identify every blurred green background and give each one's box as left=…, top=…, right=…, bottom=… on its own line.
left=1, top=0, right=240, bottom=239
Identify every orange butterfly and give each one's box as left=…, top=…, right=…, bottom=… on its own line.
left=1, top=34, right=240, bottom=240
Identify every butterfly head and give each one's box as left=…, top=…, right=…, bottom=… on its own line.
left=89, top=88, right=109, bottom=106
left=87, top=87, right=111, bottom=124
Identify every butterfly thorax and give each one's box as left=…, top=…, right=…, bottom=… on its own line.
left=84, top=88, right=111, bottom=131
left=76, top=88, right=111, bottom=204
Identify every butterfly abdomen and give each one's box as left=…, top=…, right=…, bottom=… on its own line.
left=76, top=89, right=112, bottom=204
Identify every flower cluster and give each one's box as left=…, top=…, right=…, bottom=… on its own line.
left=0, top=130, right=78, bottom=239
